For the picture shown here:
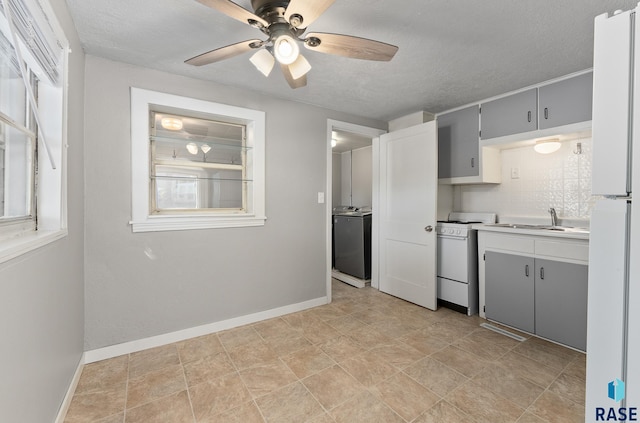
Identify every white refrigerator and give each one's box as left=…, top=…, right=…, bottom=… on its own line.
left=586, top=6, right=640, bottom=418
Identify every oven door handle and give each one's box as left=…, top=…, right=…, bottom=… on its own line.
left=436, top=234, right=467, bottom=240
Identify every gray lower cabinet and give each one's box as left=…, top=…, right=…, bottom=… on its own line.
left=486, top=251, right=588, bottom=350
left=480, top=89, right=538, bottom=139
left=485, top=251, right=535, bottom=333
left=535, top=259, right=588, bottom=351
left=538, top=72, right=593, bottom=130
left=438, top=105, right=479, bottom=178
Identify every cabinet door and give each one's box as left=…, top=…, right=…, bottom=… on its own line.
left=485, top=251, right=535, bottom=333
left=538, top=72, right=593, bottom=129
left=437, top=106, right=479, bottom=178
left=535, top=259, right=588, bottom=351
left=480, top=89, right=537, bottom=139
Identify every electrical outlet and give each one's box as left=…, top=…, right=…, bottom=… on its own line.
left=511, top=167, right=520, bottom=179
left=317, top=192, right=325, bottom=204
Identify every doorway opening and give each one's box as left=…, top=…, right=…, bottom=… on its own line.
left=325, top=120, right=386, bottom=303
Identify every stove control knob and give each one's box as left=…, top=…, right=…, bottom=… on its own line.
left=456, top=229, right=461, bottom=235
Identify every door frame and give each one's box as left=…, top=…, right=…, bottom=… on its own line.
left=326, top=120, right=386, bottom=302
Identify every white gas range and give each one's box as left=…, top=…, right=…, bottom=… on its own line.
left=436, top=212, right=496, bottom=315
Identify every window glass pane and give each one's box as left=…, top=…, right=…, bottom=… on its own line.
left=154, top=166, right=244, bottom=210
left=150, top=111, right=247, bottom=213
left=0, top=30, right=28, bottom=127
left=0, top=120, right=34, bottom=219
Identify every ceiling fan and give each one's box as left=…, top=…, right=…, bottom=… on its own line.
left=185, top=0, right=399, bottom=89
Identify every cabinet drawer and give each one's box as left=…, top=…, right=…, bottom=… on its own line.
left=485, top=233, right=535, bottom=254
left=438, top=277, right=468, bottom=306
left=535, top=239, right=589, bottom=262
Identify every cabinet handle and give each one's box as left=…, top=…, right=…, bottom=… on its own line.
left=471, top=157, right=475, bottom=168
left=540, top=267, right=545, bottom=280
left=525, top=264, right=529, bottom=277
left=527, top=111, right=531, bottom=122
left=544, top=107, right=549, bottom=120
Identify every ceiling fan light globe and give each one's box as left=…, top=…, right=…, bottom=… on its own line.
left=186, top=142, right=199, bottom=155
left=289, top=54, right=312, bottom=80
left=249, top=49, right=275, bottom=77
left=274, top=35, right=299, bottom=65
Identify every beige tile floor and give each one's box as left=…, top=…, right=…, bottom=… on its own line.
left=64, top=279, right=586, bottom=423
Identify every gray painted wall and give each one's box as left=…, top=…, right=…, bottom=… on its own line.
left=83, top=56, right=385, bottom=350
left=0, top=0, right=85, bottom=422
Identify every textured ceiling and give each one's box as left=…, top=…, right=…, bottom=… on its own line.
left=65, top=0, right=637, bottom=121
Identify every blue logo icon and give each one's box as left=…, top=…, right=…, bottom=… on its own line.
left=609, top=379, right=626, bottom=403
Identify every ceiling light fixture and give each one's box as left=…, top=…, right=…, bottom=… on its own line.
left=249, top=49, right=275, bottom=76
left=161, top=117, right=183, bottom=131
left=534, top=138, right=562, bottom=154
left=273, top=34, right=299, bottom=65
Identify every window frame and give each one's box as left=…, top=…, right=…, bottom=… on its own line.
left=130, top=88, right=266, bottom=233
left=0, top=0, right=69, bottom=264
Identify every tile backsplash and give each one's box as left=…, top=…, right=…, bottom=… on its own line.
left=453, top=137, right=596, bottom=222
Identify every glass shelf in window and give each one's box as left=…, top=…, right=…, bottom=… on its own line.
left=151, top=135, right=248, bottom=167
left=151, top=133, right=251, bottom=151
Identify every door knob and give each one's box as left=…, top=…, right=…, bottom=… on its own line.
left=425, top=225, right=433, bottom=232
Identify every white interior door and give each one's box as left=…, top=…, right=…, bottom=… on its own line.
left=379, top=121, right=438, bottom=309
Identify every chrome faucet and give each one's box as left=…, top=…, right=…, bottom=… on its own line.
left=549, top=207, right=558, bottom=227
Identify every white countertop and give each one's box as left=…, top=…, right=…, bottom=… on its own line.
left=473, top=223, right=590, bottom=240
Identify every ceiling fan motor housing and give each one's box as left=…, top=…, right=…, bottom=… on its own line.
left=251, top=0, right=291, bottom=21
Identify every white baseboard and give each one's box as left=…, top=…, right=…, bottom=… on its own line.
left=55, top=353, right=85, bottom=423
left=84, top=296, right=328, bottom=364
left=332, top=270, right=370, bottom=288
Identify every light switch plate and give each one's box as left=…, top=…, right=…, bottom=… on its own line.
left=511, top=167, right=520, bottom=179
left=317, top=192, right=325, bottom=203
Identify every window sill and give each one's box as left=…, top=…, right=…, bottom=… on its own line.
left=0, top=229, right=68, bottom=264
left=130, top=215, right=267, bottom=233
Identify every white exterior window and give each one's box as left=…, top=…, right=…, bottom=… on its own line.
left=130, top=88, right=266, bottom=232
left=0, top=0, right=70, bottom=263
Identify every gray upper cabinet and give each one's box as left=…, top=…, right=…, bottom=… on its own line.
left=535, top=259, right=588, bottom=351
left=480, top=89, right=538, bottom=139
left=538, top=72, right=593, bottom=130
left=485, top=251, right=535, bottom=333
left=438, top=106, right=480, bottom=179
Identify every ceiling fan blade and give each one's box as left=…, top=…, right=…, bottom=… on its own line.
left=185, top=39, right=262, bottom=66
left=195, top=0, right=268, bottom=28
left=284, top=0, right=335, bottom=29
left=281, top=63, right=307, bottom=89
left=304, top=32, right=398, bottom=61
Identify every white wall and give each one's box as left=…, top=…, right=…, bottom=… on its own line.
left=455, top=137, right=595, bottom=222
left=0, top=0, right=85, bottom=422
left=340, top=152, right=352, bottom=205
left=351, top=146, right=373, bottom=207
left=338, top=146, right=373, bottom=207
left=83, top=56, right=385, bottom=350
left=332, top=152, right=342, bottom=207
